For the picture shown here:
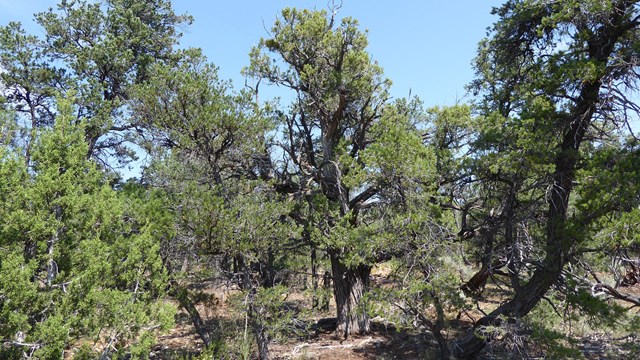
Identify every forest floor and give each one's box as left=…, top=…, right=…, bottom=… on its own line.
left=150, top=269, right=640, bottom=359
left=151, top=281, right=447, bottom=359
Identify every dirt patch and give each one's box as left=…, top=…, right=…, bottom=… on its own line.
left=151, top=274, right=640, bottom=359
left=269, top=320, right=439, bottom=360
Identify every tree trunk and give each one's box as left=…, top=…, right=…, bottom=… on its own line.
left=46, top=238, right=57, bottom=288
left=451, top=112, right=587, bottom=357
left=234, top=255, right=245, bottom=289
left=330, top=251, right=371, bottom=338
left=171, top=284, right=212, bottom=348
left=163, top=252, right=213, bottom=348
left=452, top=79, right=603, bottom=360
left=260, top=249, right=275, bottom=288
left=322, top=270, right=331, bottom=311
left=461, top=259, right=508, bottom=295
left=461, top=263, right=490, bottom=295
left=311, top=246, right=320, bottom=308
left=247, top=291, right=270, bottom=360
left=240, top=259, right=271, bottom=360
left=450, top=5, right=632, bottom=353
left=47, top=206, right=63, bottom=288
left=452, top=261, right=560, bottom=358
left=430, top=294, right=451, bottom=359
left=251, top=313, right=270, bottom=360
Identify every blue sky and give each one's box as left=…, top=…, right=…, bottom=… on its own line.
left=0, top=1, right=503, bottom=178
left=0, top=1, right=502, bottom=107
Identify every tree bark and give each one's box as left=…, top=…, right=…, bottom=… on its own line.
left=451, top=3, right=634, bottom=356
left=452, top=79, right=605, bottom=360
left=251, top=314, right=270, bottom=360
left=247, top=294, right=271, bottom=360
left=171, top=284, right=212, bottom=348
left=255, top=328, right=270, bottom=360
left=260, top=249, right=276, bottom=288
left=330, top=251, right=371, bottom=338
left=322, top=270, right=331, bottom=311
left=461, top=263, right=491, bottom=295
left=452, top=257, right=561, bottom=358
left=164, top=252, right=213, bottom=348
left=321, top=113, right=372, bottom=336
left=311, top=246, right=320, bottom=308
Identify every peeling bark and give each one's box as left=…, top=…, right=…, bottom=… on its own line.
left=330, top=251, right=371, bottom=338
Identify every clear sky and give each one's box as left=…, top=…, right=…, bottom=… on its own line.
left=0, top=1, right=503, bottom=178
left=0, top=0, right=502, bottom=107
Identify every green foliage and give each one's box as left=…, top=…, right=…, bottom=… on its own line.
left=361, top=101, right=436, bottom=184
left=446, top=1, right=640, bottom=357
left=133, top=48, right=270, bottom=165
left=0, top=0, right=192, bottom=165
left=244, top=6, right=458, bottom=342
left=566, top=288, right=626, bottom=329
left=0, top=96, right=174, bottom=358
left=523, top=292, right=631, bottom=359
left=2, top=1, right=640, bottom=358
left=246, top=7, right=390, bottom=115
left=575, top=145, right=640, bottom=249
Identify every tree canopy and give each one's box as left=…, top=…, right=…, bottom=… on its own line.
left=1, top=1, right=639, bottom=359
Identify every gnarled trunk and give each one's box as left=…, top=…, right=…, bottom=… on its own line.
left=461, top=259, right=509, bottom=295
left=452, top=74, right=605, bottom=360
left=450, top=3, right=633, bottom=354
left=452, top=254, right=562, bottom=358
left=254, top=326, right=270, bottom=360
left=171, top=284, right=212, bottom=348
left=330, top=251, right=371, bottom=338
left=249, top=299, right=271, bottom=360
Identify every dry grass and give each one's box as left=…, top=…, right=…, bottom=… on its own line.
left=149, top=268, right=640, bottom=360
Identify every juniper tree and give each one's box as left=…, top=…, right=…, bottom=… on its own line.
left=0, top=98, right=174, bottom=359
left=451, top=0, right=640, bottom=357
left=132, top=49, right=300, bottom=358
left=0, top=0, right=191, bottom=167
left=245, top=8, right=441, bottom=338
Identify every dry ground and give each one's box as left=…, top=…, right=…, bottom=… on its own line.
left=150, top=272, right=640, bottom=359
